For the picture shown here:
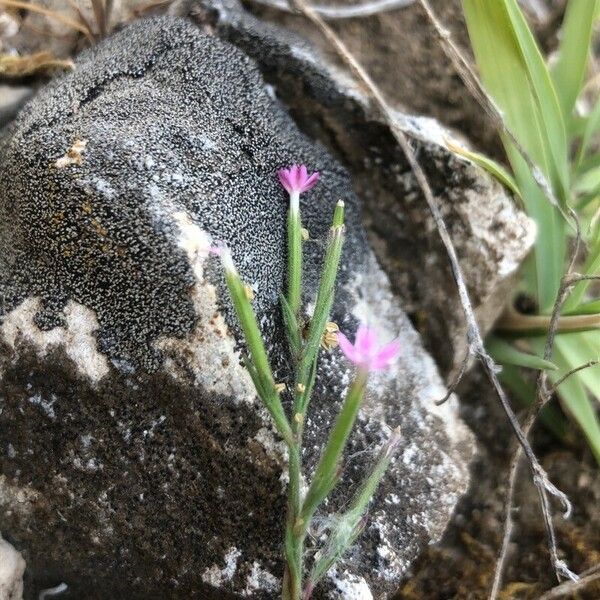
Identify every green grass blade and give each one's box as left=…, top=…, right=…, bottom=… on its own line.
left=551, top=339, right=600, bottom=464
left=446, top=140, right=521, bottom=198
left=567, top=299, right=600, bottom=316
left=574, top=166, right=600, bottom=196
left=551, top=0, right=599, bottom=128
left=506, top=144, right=567, bottom=311
left=554, top=333, right=600, bottom=400
left=461, top=0, right=569, bottom=310
left=462, top=0, right=569, bottom=196
left=577, top=97, right=600, bottom=167
left=487, top=335, right=558, bottom=370
left=499, top=364, right=568, bottom=440
left=563, top=235, right=600, bottom=312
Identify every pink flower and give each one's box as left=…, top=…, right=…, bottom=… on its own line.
left=277, top=164, right=320, bottom=196
left=337, top=324, right=400, bottom=372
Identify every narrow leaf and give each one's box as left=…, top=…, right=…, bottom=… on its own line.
left=577, top=97, right=600, bottom=167
left=446, top=140, right=521, bottom=198
left=487, top=335, right=558, bottom=371
left=551, top=0, right=599, bottom=126
left=280, top=294, right=302, bottom=359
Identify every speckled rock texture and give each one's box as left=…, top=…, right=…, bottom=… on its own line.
left=0, top=533, right=25, bottom=600
left=177, top=0, right=536, bottom=376
left=0, top=16, right=474, bottom=600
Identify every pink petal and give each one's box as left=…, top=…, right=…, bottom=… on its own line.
left=302, top=172, right=320, bottom=192
left=370, top=340, right=401, bottom=371
left=337, top=332, right=362, bottom=366
left=290, top=165, right=300, bottom=191
left=278, top=169, right=292, bottom=194
left=299, top=164, right=308, bottom=186
left=355, top=324, right=377, bottom=357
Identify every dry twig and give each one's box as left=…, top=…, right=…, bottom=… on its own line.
left=490, top=262, right=599, bottom=599
left=537, top=564, right=600, bottom=600
left=250, top=0, right=415, bottom=19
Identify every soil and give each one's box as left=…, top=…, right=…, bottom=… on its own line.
left=393, top=368, right=600, bottom=600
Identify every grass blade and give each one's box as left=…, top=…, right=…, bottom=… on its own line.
left=461, top=0, right=569, bottom=310
left=487, top=335, right=558, bottom=371
left=551, top=0, right=599, bottom=129
left=446, top=140, right=521, bottom=198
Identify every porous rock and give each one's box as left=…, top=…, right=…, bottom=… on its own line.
left=0, top=534, right=25, bottom=600
left=178, top=0, right=536, bottom=375
left=0, top=16, right=474, bottom=599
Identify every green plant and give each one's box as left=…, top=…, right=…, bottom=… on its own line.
left=210, top=165, right=402, bottom=600
left=457, top=0, right=600, bottom=462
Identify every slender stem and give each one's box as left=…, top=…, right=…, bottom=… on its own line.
left=223, top=265, right=294, bottom=446
left=304, top=427, right=402, bottom=596
left=299, top=370, right=368, bottom=532
left=496, top=304, right=600, bottom=334
left=284, top=443, right=303, bottom=600
left=295, top=201, right=345, bottom=417
left=287, top=194, right=302, bottom=317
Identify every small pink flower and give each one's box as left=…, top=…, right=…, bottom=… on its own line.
left=277, top=164, right=320, bottom=195
left=337, top=324, right=400, bottom=372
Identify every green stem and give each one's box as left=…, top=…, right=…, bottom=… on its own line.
left=284, top=443, right=303, bottom=600
left=295, top=201, right=345, bottom=417
left=304, top=427, right=402, bottom=595
left=287, top=199, right=302, bottom=317
left=299, top=369, right=368, bottom=534
left=224, top=267, right=294, bottom=446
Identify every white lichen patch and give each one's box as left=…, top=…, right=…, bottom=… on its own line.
left=253, top=427, right=288, bottom=470
left=156, top=211, right=256, bottom=404
left=0, top=533, right=25, bottom=600
left=370, top=519, right=409, bottom=581
left=327, top=569, right=373, bottom=600
left=1, top=297, right=109, bottom=383
left=242, top=562, right=279, bottom=596
left=201, top=547, right=241, bottom=587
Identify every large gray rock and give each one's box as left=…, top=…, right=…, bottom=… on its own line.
left=0, top=16, right=474, bottom=599
left=179, top=0, right=535, bottom=375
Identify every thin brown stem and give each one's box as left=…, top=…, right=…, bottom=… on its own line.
left=435, top=348, right=471, bottom=406
left=549, top=360, right=600, bottom=394
left=538, top=564, right=600, bottom=600
left=490, top=227, right=593, bottom=597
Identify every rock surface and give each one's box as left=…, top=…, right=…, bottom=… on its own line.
left=179, top=0, right=535, bottom=375
left=0, top=16, right=475, bottom=600
left=0, top=534, right=25, bottom=600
